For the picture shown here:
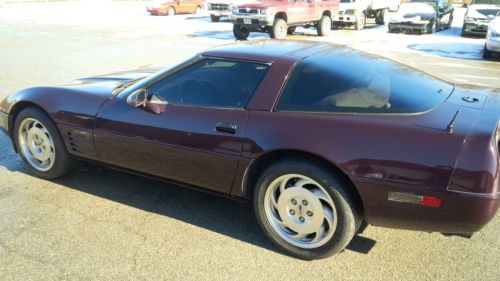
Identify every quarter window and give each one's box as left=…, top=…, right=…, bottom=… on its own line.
left=275, top=49, right=452, bottom=114
left=148, top=58, right=270, bottom=109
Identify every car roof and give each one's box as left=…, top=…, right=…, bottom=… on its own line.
left=200, top=40, right=328, bottom=63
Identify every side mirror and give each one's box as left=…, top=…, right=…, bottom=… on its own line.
left=127, top=89, right=167, bottom=115
left=127, top=89, right=148, bottom=108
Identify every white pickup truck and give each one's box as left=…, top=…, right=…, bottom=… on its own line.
left=207, top=0, right=251, bottom=22
left=333, top=0, right=400, bottom=30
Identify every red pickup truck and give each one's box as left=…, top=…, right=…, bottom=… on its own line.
left=232, top=0, right=339, bottom=40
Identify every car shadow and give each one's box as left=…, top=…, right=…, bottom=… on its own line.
left=407, top=42, right=485, bottom=60
left=0, top=134, right=376, bottom=257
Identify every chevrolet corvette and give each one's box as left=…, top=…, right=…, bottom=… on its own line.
left=1, top=41, right=499, bottom=260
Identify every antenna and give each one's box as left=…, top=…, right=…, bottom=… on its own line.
left=446, top=110, right=459, bottom=134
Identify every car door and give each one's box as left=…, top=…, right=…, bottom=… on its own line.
left=93, top=58, right=270, bottom=194
left=437, top=0, right=451, bottom=26
left=178, top=0, right=196, bottom=13
left=288, top=0, right=311, bottom=24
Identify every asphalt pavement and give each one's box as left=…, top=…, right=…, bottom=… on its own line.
left=0, top=2, right=499, bottom=281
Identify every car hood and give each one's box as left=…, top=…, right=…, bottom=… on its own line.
left=0, top=67, right=160, bottom=128
left=237, top=0, right=287, bottom=9
left=467, top=5, right=500, bottom=19
left=392, top=3, right=437, bottom=22
left=207, top=0, right=254, bottom=4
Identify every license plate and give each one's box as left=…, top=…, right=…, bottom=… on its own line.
left=243, top=18, right=252, bottom=25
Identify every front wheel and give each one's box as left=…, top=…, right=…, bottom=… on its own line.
left=483, top=44, right=493, bottom=59
left=14, top=107, right=77, bottom=179
left=428, top=21, right=437, bottom=34
left=317, top=15, right=332, bottom=36
left=354, top=13, right=366, bottom=30
left=233, top=24, right=249, bottom=40
left=210, top=14, right=220, bottom=22
left=447, top=14, right=453, bottom=29
left=270, top=18, right=288, bottom=39
left=253, top=160, right=362, bottom=260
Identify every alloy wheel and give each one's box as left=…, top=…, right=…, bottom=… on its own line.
left=264, top=174, right=337, bottom=249
left=18, top=118, right=56, bottom=172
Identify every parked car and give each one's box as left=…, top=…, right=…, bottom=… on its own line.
left=388, top=0, right=454, bottom=34
left=463, top=0, right=500, bottom=36
left=333, top=0, right=401, bottom=30
left=2, top=41, right=500, bottom=260
left=484, top=14, right=500, bottom=58
left=231, top=0, right=339, bottom=40
left=146, top=0, right=204, bottom=16
left=207, top=0, right=248, bottom=22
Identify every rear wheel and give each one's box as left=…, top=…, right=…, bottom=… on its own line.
left=210, top=14, right=220, bottom=22
left=483, top=44, right=493, bottom=59
left=14, top=107, right=77, bottom=179
left=233, top=24, right=249, bottom=40
left=254, top=160, right=362, bottom=260
left=375, top=9, right=388, bottom=25
left=167, top=7, right=175, bottom=16
left=354, top=13, right=365, bottom=30
left=317, top=15, right=332, bottom=36
left=270, top=18, right=288, bottom=39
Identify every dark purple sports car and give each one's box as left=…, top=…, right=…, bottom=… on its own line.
left=1, top=41, right=499, bottom=260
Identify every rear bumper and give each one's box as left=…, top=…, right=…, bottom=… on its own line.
left=0, top=110, right=8, bottom=136
left=355, top=178, right=500, bottom=234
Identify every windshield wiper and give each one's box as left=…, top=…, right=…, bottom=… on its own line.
left=112, top=78, right=143, bottom=96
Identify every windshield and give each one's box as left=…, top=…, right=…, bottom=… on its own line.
left=400, top=2, right=437, bottom=14
left=474, top=0, right=500, bottom=5
left=116, top=55, right=200, bottom=98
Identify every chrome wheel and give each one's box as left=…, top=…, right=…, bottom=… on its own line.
left=264, top=174, right=337, bottom=249
left=18, top=118, right=55, bottom=172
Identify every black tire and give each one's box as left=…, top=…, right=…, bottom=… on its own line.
left=483, top=44, right=493, bottom=59
left=253, top=159, right=362, bottom=260
left=354, top=13, right=365, bottom=30
left=428, top=21, right=437, bottom=34
left=210, top=14, right=220, bottom=22
left=378, top=8, right=388, bottom=25
left=447, top=14, right=453, bottom=29
left=233, top=24, right=250, bottom=40
left=461, top=25, right=468, bottom=37
left=287, top=26, right=296, bottom=35
left=13, top=107, right=77, bottom=179
left=317, top=15, right=332, bottom=36
left=167, top=6, right=175, bottom=16
left=270, top=18, right=287, bottom=39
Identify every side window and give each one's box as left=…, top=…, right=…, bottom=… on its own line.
left=148, top=58, right=270, bottom=109
left=275, top=50, right=452, bottom=114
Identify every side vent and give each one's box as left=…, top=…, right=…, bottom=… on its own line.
left=58, top=126, right=98, bottom=160
left=66, top=131, right=79, bottom=153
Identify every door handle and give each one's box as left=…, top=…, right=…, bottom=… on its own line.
left=215, top=122, right=237, bottom=134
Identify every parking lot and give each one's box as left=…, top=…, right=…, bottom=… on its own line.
left=0, top=1, right=499, bottom=280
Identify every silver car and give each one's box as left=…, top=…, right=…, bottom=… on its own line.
left=484, top=15, right=500, bottom=58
